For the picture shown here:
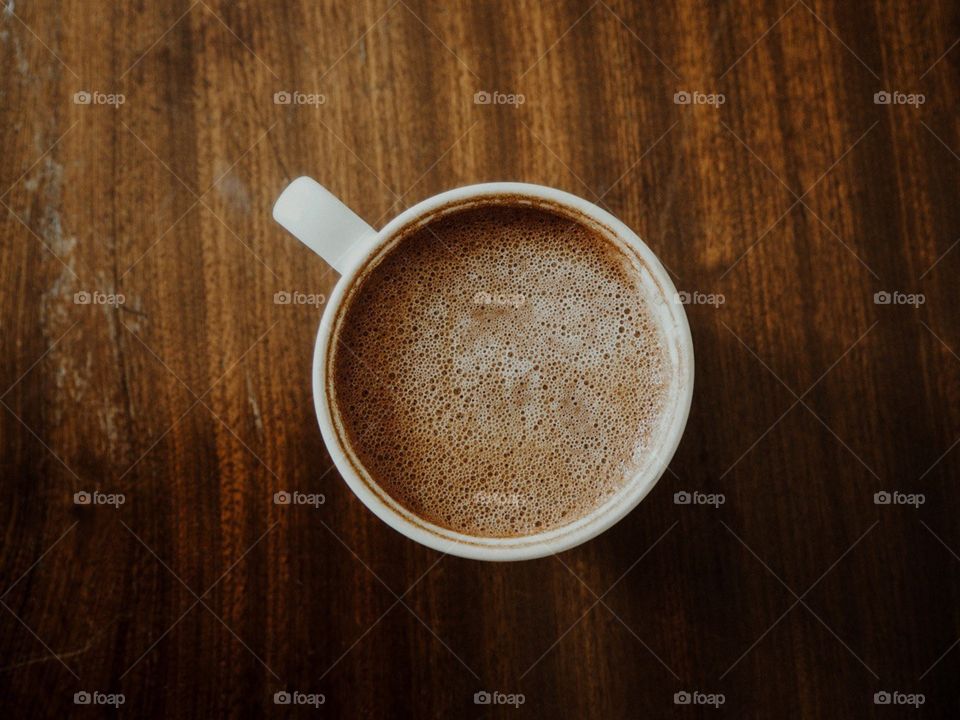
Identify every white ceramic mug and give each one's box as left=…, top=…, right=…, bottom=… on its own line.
left=273, top=178, right=694, bottom=561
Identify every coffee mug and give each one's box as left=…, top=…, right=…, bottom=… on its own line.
left=273, top=178, right=693, bottom=560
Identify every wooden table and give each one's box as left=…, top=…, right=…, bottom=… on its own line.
left=2, top=1, right=958, bottom=716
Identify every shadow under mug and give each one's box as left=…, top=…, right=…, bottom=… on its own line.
left=273, top=178, right=694, bottom=561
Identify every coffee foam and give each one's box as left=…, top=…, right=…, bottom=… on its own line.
left=330, top=201, right=671, bottom=538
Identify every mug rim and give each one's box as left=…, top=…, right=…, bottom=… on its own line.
left=312, top=182, right=694, bottom=561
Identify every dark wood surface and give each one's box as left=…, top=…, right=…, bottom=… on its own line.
left=2, top=0, right=959, bottom=717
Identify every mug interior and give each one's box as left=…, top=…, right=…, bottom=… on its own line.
left=314, top=184, right=693, bottom=560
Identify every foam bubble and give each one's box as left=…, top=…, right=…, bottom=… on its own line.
left=332, top=203, right=671, bottom=537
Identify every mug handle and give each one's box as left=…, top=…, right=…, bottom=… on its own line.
left=272, top=177, right=377, bottom=274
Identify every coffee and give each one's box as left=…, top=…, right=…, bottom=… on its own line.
left=329, top=201, right=672, bottom=538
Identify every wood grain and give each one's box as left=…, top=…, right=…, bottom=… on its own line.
left=2, top=0, right=959, bottom=717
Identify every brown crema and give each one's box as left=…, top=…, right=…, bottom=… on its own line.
left=330, top=200, right=670, bottom=537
